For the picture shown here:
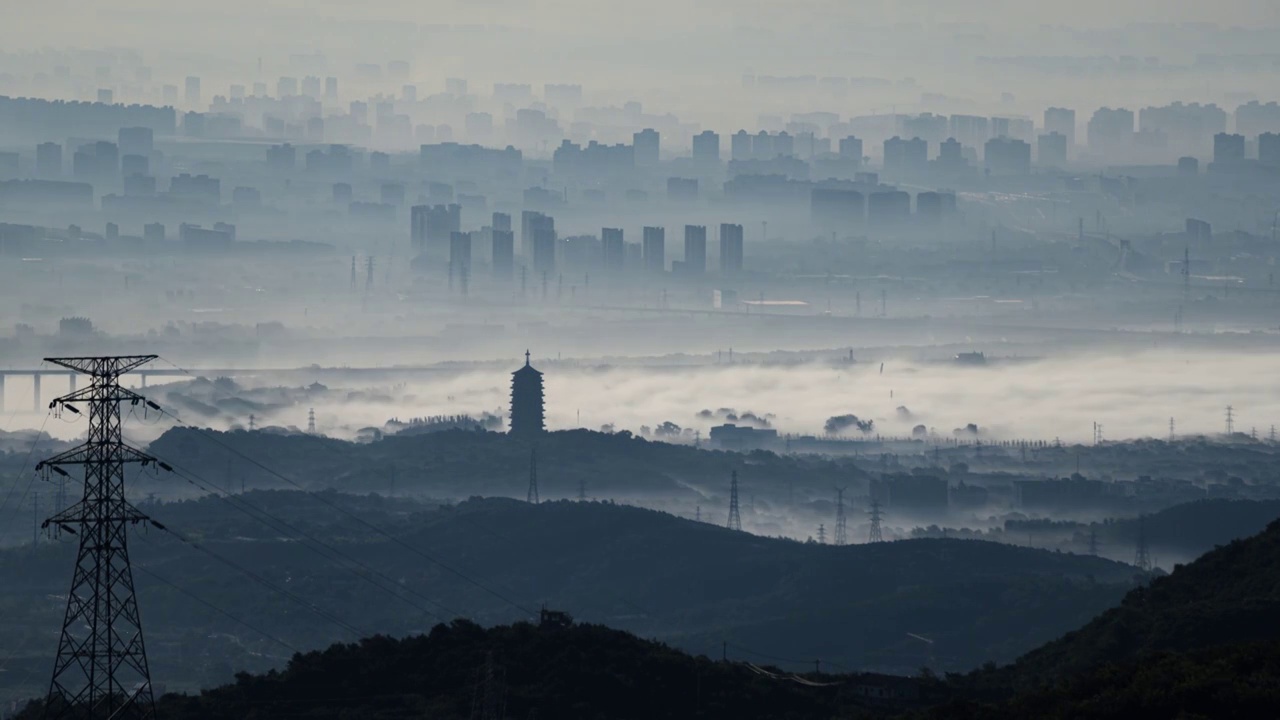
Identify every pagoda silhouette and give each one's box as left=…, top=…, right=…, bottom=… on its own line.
left=509, top=350, right=545, bottom=438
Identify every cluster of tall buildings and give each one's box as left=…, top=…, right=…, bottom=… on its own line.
left=409, top=207, right=745, bottom=284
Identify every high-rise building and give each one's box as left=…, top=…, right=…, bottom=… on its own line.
left=1087, top=108, right=1135, bottom=153
left=1259, top=132, right=1280, bottom=166
left=719, top=223, right=744, bottom=273
left=643, top=226, right=665, bottom=272
left=325, top=77, right=338, bottom=99
left=184, top=76, right=200, bottom=106
left=838, top=136, right=863, bottom=164
left=602, top=228, right=625, bottom=272
left=883, top=136, right=928, bottom=175
left=731, top=130, right=751, bottom=161
left=492, top=230, right=515, bottom=279
left=411, top=204, right=460, bottom=255
left=1037, top=132, right=1068, bottom=167
left=117, top=127, right=153, bottom=158
left=277, top=76, right=298, bottom=98
left=985, top=137, right=1032, bottom=175
left=302, top=76, right=322, bottom=98
left=530, top=215, right=557, bottom=275
left=634, top=128, right=660, bottom=166
left=449, top=231, right=472, bottom=276
left=266, top=143, right=296, bottom=171
left=693, top=131, right=720, bottom=164
left=868, top=190, right=911, bottom=227
left=916, top=191, right=956, bottom=223
left=36, top=142, right=62, bottom=177
left=1213, top=132, right=1246, bottom=165
left=949, top=115, right=990, bottom=148
left=811, top=188, right=865, bottom=228
left=509, top=352, right=545, bottom=439
left=683, top=225, right=707, bottom=275
left=1044, top=107, right=1076, bottom=150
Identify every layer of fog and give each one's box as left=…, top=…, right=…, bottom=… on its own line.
left=5, top=346, right=1269, bottom=446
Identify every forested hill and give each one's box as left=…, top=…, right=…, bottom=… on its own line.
left=997, top=517, right=1280, bottom=686
left=0, top=495, right=1135, bottom=710
left=151, top=620, right=924, bottom=720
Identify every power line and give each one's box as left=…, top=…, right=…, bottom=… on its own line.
left=155, top=459, right=460, bottom=622
left=131, top=560, right=299, bottom=654
left=148, top=402, right=537, bottom=617
left=150, top=520, right=371, bottom=639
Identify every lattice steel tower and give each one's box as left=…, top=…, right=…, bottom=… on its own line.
left=833, top=487, right=848, bottom=546
left=1134, top=515, right=1152, bottom=572
left=526, top=447, right=539, bottom=504
left=37, top=355, right=167, bottom=719
left=726, top=470, right=741, bottom=531
left=868, top=498, right=884, bottom=543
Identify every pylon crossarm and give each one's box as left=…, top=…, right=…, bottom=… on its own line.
left=45, top=500, right=149, bottom=527
left=48, top=385, right=151, bottom=411
left=37, top=442, right=161, bottom=469
left=44, top=355, right=158, bottom=377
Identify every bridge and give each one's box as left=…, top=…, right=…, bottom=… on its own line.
left=0, top=365, right=455, bottom=413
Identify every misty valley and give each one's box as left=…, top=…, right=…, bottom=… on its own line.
left=3, top=5, right=1280, bottom=718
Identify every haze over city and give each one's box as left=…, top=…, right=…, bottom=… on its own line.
left=1, top=3, right=1279, bottom=719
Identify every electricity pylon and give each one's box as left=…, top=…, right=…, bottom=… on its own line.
left=727, top=470, right=741, bottom=531
left=833, top=487, right=848, bottom=546
left=868, top=498, right=884, bottom=543
left=1134, top=516, right=1152, bottom=572
left=37, top=355, right=171, bottom=719
left=527, top=447, right=539, bottom=505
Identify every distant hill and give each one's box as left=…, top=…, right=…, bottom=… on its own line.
left=993, top=517, right=1280, bottom=687
left=0, top=495, right=1134, bottom=709
left=20, top=620, right=925, bottom=720
left=144, top=426, right=874, bottom=507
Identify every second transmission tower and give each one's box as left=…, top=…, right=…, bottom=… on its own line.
left=1134, top=515, right=1152, bottom=572
left=526, top=447, right=539, bottom=504
left=833, top=487, right=848, bottom=546
left=726, top=470, right=741, bottom=531
left=867, top=498, right=884, bottom=543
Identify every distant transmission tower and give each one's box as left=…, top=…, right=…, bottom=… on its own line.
left=365, top=256, right=375, bottom=293
left=248, top=413, right=256, bottom=431
left=469, top=652, right=506, bottom=720
left=726, top=470, right=741, bottom=531
left=37, top=355, right=170, bottom=719
left=307, top=407, right=316, bottom=434
left=576, top=478, right=586, bottom=502
left=868, top=498, right=884, bottom=543
left=1134, top=516, right=1152, bottom=572
left=1271, top=425, right=1277, bottom=443
left=1226, top=405, right=1235, bottom=435
left=1087, top=528, right=1099, bottom=556
left=526, top=447, right=539, bottom=504
left=1168, top=417, right=1175, bottom=443
left=817, top=523, right=826, bottom=544
left=1182, top=246, right=1191, bottom=299
left=350, top=256, right=357, bottom=291
left=833, top=487, right=848, bottom=546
